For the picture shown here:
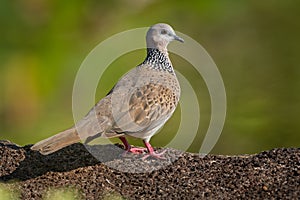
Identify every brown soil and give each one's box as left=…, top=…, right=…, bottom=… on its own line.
left=0, top=140, right=299, bottom=199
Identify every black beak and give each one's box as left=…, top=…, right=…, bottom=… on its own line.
left=173, top=34, right=184, bottom=43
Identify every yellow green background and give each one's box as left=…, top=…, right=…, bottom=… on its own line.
left=1, top=0, right=299, bottom=155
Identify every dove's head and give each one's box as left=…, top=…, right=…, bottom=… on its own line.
left=146, top=23, right=184, bottom=51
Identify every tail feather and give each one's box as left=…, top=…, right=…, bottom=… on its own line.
left=31, top=128, right=80, bottom=155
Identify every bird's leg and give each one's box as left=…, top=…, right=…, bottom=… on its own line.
left=119, top=136, right=146, bottom=154
left=119, top=136, right=131, bottom=151
left=119, top=137, right=166, bottom=159
left=142, top=140, right=166, bottom=160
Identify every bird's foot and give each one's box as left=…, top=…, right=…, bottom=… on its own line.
left=121, top=146, right=147, bottom=157
left=128, top=147, right=147, bottom=154
left=142, top=150, right=167, bottom=160
left=119, top=137, right=167, bottom=160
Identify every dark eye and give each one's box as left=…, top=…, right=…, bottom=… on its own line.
left=161, top=29, right=167, bottom=35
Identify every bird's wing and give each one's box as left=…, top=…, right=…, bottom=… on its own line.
left=109, top=66, right=180, bottom=135
left=75, top=96, right=124, bottom=141
left=75, top=64, right=180, bottom=140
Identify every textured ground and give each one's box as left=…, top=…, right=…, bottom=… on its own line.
left=0, top=140, right=299, bottom=199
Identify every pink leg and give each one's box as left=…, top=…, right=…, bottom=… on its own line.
left=119, top=137, right=166, bottom=159
left=119, top=136, right=130, bottom=151
left=142, top=141, right=166, bottom=160
left=119, top=136, right=146, bottom=154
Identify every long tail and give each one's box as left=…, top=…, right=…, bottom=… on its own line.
left=31, top=128, right=80, bottom=155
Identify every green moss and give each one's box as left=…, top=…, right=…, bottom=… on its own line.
left=0, top=183, right=19, bottom=200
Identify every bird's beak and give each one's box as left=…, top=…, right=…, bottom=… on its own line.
left=173, top=34, right=184, bottom=43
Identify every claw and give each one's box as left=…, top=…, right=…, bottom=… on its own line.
left=142, top=141, right=167, bottom=160
left=128, top=147, right=147, bottom=154
left=121, top=147, right=148, bottom=158
left=119, top=137, right=146, bottom=157
left=119, top=136, right=166, bottom=160
left=142, top=149, right=167, bottom=160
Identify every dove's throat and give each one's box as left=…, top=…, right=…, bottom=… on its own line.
left=142, top=48, right=174, bottom=73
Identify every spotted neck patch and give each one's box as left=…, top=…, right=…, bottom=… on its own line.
left=142, top=48, right=174, bottom=73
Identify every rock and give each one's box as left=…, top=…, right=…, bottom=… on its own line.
left=0, top=141, right=299, bottom=199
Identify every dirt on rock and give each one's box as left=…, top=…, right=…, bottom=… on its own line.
left=0, top=140, right=299, bottom=199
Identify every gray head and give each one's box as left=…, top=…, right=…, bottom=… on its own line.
left=146, top=23, right=184, bottom=51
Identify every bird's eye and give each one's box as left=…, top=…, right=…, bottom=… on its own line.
left=161, top=29, right=167, bottom=35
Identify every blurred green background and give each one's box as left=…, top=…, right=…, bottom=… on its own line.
left=1, top=0, right=299, bottom=155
